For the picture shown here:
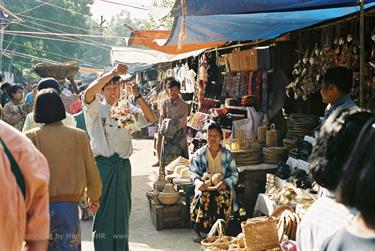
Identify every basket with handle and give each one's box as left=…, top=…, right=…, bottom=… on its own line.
left=241, top=216, right=280, bottom=251
left=201, top=219, right=237, bottom=250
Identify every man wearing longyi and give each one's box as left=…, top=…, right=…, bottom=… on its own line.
left=83, top=64, right=155, bottom=251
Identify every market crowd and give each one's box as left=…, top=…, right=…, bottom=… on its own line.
left=0, top=65, right=374, bottom=251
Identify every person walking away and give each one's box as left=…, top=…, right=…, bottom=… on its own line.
left=83, top=64, right=155, bottom=251
left=0, top=120, right=50, bottom=251
left=22, top=78, right=76, bottom=132
left=159, top=77, right=189, bottom=169
left=321, top=115, right=375, bottom=251
left=24, top=89, right=102, bottom=251
left=2, top=84, right=27, bottom=131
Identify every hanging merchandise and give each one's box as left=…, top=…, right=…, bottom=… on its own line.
left=287, top=33, right=360, bottom=100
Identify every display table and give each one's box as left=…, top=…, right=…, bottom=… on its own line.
left=237, top=164, right=277, bottom=216
left=253, top=193, right=278, bottom=216
left=286, top=157, right=309, bottom=173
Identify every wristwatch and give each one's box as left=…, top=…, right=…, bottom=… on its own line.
left=134, top=94, right=142, bottom=100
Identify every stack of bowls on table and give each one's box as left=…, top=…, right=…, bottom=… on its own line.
left=263, top=147, right=289, bottom=165
left=286, top=114, right=320, bottom=140
left=231, top=149, right=263, bottom=166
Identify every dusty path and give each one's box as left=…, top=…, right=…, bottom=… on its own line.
left=81, top=138, right=200, bottom=251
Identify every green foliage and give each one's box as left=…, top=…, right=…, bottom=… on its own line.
left=2, top=0, right=109, bottom=80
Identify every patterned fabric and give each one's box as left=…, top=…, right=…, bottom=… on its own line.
left=190, top=145, right=238, bottom=189
left=2, top=100, right=26, bottom=131
left=93, top=155, right=131, bottom=251
left=160, top=128, right=189, bottom=168
left=49, top=202, right=81, bottom=251
left=191, top=189, right=232, bottom=233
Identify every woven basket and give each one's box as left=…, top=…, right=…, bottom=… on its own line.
left=241, top=216, right=280, bottom=251
left=201, top=219, right=237, bottom=250
left=33, top=61, right=79, bottom=79
left=158, top=192, right=180, bottom=205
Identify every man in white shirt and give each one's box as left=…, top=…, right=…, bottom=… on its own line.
left=297, top=108, right=372, bottom=251
left=22, top=78, right=76, bottom=132
left=83, top=64, right=154, bottom=251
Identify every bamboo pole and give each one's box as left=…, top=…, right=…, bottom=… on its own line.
left=360, top=0, right=365, bottom=107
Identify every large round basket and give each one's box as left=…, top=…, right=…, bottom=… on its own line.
left=33, top=61, right=79, bottom=79
left=158, top=192, right=180, bottom=205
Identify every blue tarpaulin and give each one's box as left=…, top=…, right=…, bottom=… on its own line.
left=166, top=3, right=375, bottom=45
left=172, top=0, right=375, bottom=16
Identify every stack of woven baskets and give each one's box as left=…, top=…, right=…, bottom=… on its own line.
left=263, top=147, right=289, bottom=164
left=231, top=149, right=263, bottom=166
left=286, top=113, right=320, bottom=140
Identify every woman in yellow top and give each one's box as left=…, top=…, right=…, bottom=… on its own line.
left=190, top=122, right=239, bottom=242
left=24, top=88, right=102, bottom=251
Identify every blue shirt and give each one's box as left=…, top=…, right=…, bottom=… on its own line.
left=25, top=92, right=35, bottom=106
left=324, top=94, right=357, bottom=119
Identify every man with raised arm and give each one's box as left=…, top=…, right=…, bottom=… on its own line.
left=83, top=64, right=155, bottom=251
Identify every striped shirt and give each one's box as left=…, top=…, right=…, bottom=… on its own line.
left=296, top=196, right=357, bottom=251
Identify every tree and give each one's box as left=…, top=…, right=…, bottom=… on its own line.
left=2, top=0, right=111, bottom=80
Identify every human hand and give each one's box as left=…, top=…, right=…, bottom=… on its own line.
left=216, top=181, right=227, bottom=191
left=88, top=201, right=100, bottom=213
left=198, top=182, right=209, bottom=191
left=111, top=64, right=128, bottom=76
left=130, top=82, right=140, bottom=97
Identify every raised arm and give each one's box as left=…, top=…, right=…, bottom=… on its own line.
left=131, top=83, right=155, bottom=123
left=84, top=64, right=128, bottom=104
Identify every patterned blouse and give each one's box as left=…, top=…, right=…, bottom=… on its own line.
left=2, top=100, right=26, bottom=131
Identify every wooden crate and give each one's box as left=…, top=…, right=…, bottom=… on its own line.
left=148, top=196, right=186, bottom=231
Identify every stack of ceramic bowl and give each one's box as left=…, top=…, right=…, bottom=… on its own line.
left=231, top=149, right=262, bottom=166
left=286, top=114, right=320, bottom=140
left=158, top=183, right=180, bottom=205
left=263, top=147, right=289, bottom=164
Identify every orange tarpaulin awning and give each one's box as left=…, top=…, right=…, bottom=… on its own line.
left=128, top=30, right=224, bottom=54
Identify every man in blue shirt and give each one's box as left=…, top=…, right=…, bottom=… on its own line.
left=24, top=84, right=37, bottom=113
left=320, top=67, right=358, bottom=120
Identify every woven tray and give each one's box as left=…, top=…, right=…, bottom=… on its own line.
left=33, top=61, right=79, bottom=79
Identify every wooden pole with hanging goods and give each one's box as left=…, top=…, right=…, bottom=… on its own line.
left=360, top=0, right=365, bottom=107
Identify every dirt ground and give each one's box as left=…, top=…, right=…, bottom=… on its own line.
left=81, top=138, right=200, bottom=251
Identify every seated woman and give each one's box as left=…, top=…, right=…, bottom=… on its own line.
left=322, top=116, right=375, bottom=251
left=190, top=122, right=238, bottom=242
